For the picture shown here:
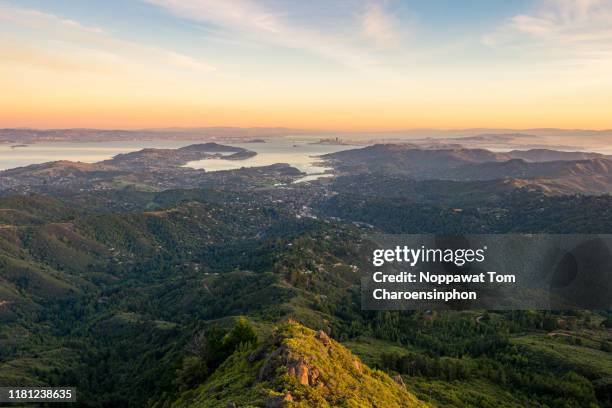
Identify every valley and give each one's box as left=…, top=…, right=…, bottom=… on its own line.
left=0, top=140, right=611, bottom=407
left=5, top=0, right=612, bottom=406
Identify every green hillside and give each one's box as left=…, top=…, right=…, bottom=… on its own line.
left=171, top=321, right=429, bottom=408
left=0, top=188, right=611, bottom=407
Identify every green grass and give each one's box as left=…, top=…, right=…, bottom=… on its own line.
left=0, top=347, right=79, bottom=387
left=512, top=333, right=612, bottom=379
left=343, top=337, right=414, bottom=368
left=171, top=322, right=430, bottom=408
left=406, top=378, right=531, bottom=408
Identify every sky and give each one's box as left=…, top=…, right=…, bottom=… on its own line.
left=1, top=0, right=612, bottom=130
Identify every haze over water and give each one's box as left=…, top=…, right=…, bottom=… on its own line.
left=185, top=140, right=352, bottom=174
left=0, top=139, right=354, bottom=173
left=1, top=135, right=609, bottom=173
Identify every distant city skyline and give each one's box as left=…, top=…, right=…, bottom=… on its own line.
left=2, top=0, right=612, bottom=130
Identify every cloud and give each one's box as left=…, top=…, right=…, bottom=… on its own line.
left=0, top=3, right=215, bottom=73
left=483, top=0, right=612, bottom=61
left=361, top=2, right=401, bottom=48
left=0, top=41, right=114, bottom=73
left=0, top=4, right=106, bottom=35
left=145, top=0, right=282, bottom=34
left=143, top=0, right=381, bottom=69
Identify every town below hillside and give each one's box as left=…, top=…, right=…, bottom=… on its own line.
left=0, top=139, right=611, bottom=407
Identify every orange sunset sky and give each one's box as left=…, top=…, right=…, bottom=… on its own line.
left=1, top=0, right=612, bottom=130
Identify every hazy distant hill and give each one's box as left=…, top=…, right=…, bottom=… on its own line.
left=0, top=144, right=298, bottom=195
left=101, top=143, right=255, bottom=170
left=324, top=145, right=509, bottom=176
left=0, top=161, right=125, bottom=192
left=0, top=128, right=310, bottom=144
left=449, top=157, right=612, bottom=180
left=325, top=144, right=612, bottom=194
left=506, top=149, right=609, bottom=162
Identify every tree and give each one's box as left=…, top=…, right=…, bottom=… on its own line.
left=176, top=356, right=208, bottom=391
left=221, top=317, right=258, bottom=354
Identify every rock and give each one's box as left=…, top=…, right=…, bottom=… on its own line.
left=392, top=375, right=406, bottom=389
left=260, top=344, right=317, bottom=386
left=308, top=367, right=320, bottom=385
left=316, top=330, right=331, bottom=347
left=250, top=332, right=282, bottom=364
left=265, top=393, right=293, bottom=408
left=225, top=403, right=237, bottom=408
left=258, top=345, right=287, bottom=381
left=296, top=362, right=309, bottom=385
left=265, top=396, right=284, bottom=408
left=288, top=358, right=310, bottom=385
left=248, top=345, right=267, bottom=363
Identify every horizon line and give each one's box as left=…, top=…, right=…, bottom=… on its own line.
left=2, top=126, right=612, bottom=134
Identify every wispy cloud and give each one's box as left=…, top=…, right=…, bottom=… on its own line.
left=144, top=0, right=382, bottom=69
left=0, top=5, right=106, bottom=34
left=361, top=2, right=402, bottom=48
left=0, top=3, right=215, bottom=73
left=483, top=0, right=612, bottom=62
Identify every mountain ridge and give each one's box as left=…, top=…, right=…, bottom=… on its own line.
left=171, top=321, right=430, bottom=408
left=324, top=144, right=612, bottom=194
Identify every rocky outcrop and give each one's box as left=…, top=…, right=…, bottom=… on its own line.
left=316, top=330, right=331, bottom=347
left=172, top=322, right=430, bottom=407
left=257, top=342, right=323, bottom=387
left=392, top=375, right=406, bottom=389
left=265, top=393, right=293, bottom=408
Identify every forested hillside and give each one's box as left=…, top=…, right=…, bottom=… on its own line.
left=1, top=144, right=611, bottom=407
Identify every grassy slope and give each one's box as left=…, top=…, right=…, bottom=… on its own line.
left=171, top=322, right=430, bottom=408
left=2, top=193, right=611, bottom=407
left=512, top=333, right=612, bottom=378
left=344, top=337, right=527, bottom=408
left=344, top=326, right=612, bottom=408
